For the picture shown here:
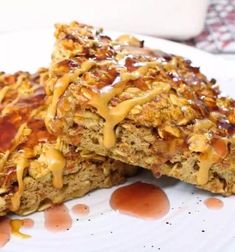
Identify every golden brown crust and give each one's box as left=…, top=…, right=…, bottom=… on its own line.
left=0, top=69, right=137, bottom=216
left=46, top=21, right=235, bottom=195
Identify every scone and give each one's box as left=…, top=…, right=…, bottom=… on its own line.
left=46, top=21, right=235, bottom=195
left=0, top=69, right=136, bottom=216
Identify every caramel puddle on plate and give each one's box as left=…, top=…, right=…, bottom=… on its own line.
left=44, top=204, right=72, bottom=232
left=110, top=181, right=170, bottom=220
left=72, top=204, right=90, bottom=216
left=0, top=217, right=11, bottom=247
left=10, top=219, right=32, bottom=239
left=0, top=217, right=34, bottom=247
left=204, top=197, right=224, bottom=210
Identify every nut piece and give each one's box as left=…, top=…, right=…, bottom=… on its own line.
left=164, top=125, right=181, bottom=137
left=188, top=134, right=209, bottom=152
left=193, top=119, right=215, bottom=133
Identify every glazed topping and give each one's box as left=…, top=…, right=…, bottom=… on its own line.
left=80, top=62, right=170, bottom=148
left=46, top=60, right=96, bottom=130
left=51, top=23, right=235, bottom=147
left=0, top=70, right=64, bottom=211
left=48, top=22, right=235, bottom=191
left=0, top=84, right=46, bottom=152
left=0, top=116, right=18, bottom=152
left=84, top=78, right=170, bottom=148
left=197, top=151, right=216, bottom=185
left=45, top=148, right=66, bottom=189
left=196, top=137, right=228, bottom=185
left=10, top=157, right=29, bottom=211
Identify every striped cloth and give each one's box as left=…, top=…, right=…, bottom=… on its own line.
left=186, top=0, right=235, bottom=53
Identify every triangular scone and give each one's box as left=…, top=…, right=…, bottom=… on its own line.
left=0, top=69, right=136, bottom=216
left=46, top=22, right=235, bottom=195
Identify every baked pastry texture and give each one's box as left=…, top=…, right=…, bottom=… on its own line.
left=0, top=69, right=136, bottom=216
left=46, top=21, right=235, bottom=195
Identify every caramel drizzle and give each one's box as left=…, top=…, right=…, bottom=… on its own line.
left=10, top=157, right=29, bottom=212
left=45, top=148, right=66, bottom=189
left=9, top=147, right=65, bottom=212
left=46, top=60, right=96, bottom=130
left=0, top=86, right=10, bottom=104
left=83, top=63, right=170, bottom=148
left=10, top=219, right=31, bottom=239
left=197, top=148, right=221, bottom=185
left=5, top=123, right=31, bottom=211
left=0, top=74, right=68, bottom=211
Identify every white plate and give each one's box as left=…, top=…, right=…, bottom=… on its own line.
left=0, top=29, right=235, bottom=252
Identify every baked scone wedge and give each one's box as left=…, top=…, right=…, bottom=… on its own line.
left=0, top=69, right=136, bottom=216
left=46, top=22, right=235, bottom=195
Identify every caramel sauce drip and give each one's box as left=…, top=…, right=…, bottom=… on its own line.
left=46, top=60, right=96, bottom=130
left=10, top=157, right=29, bottom=211
left=10, top=219, right=31, bottom=239
left=83, top=64, right=170, bottom=148
left=1, top=119, right=55, bottom=211
left=0, top=76, right=58, bottom=210
left=197, top=138, right=228, bottom=185
left=45, top=148, right=66, bottom=189
left=197, top=150, right=215, bottom=185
